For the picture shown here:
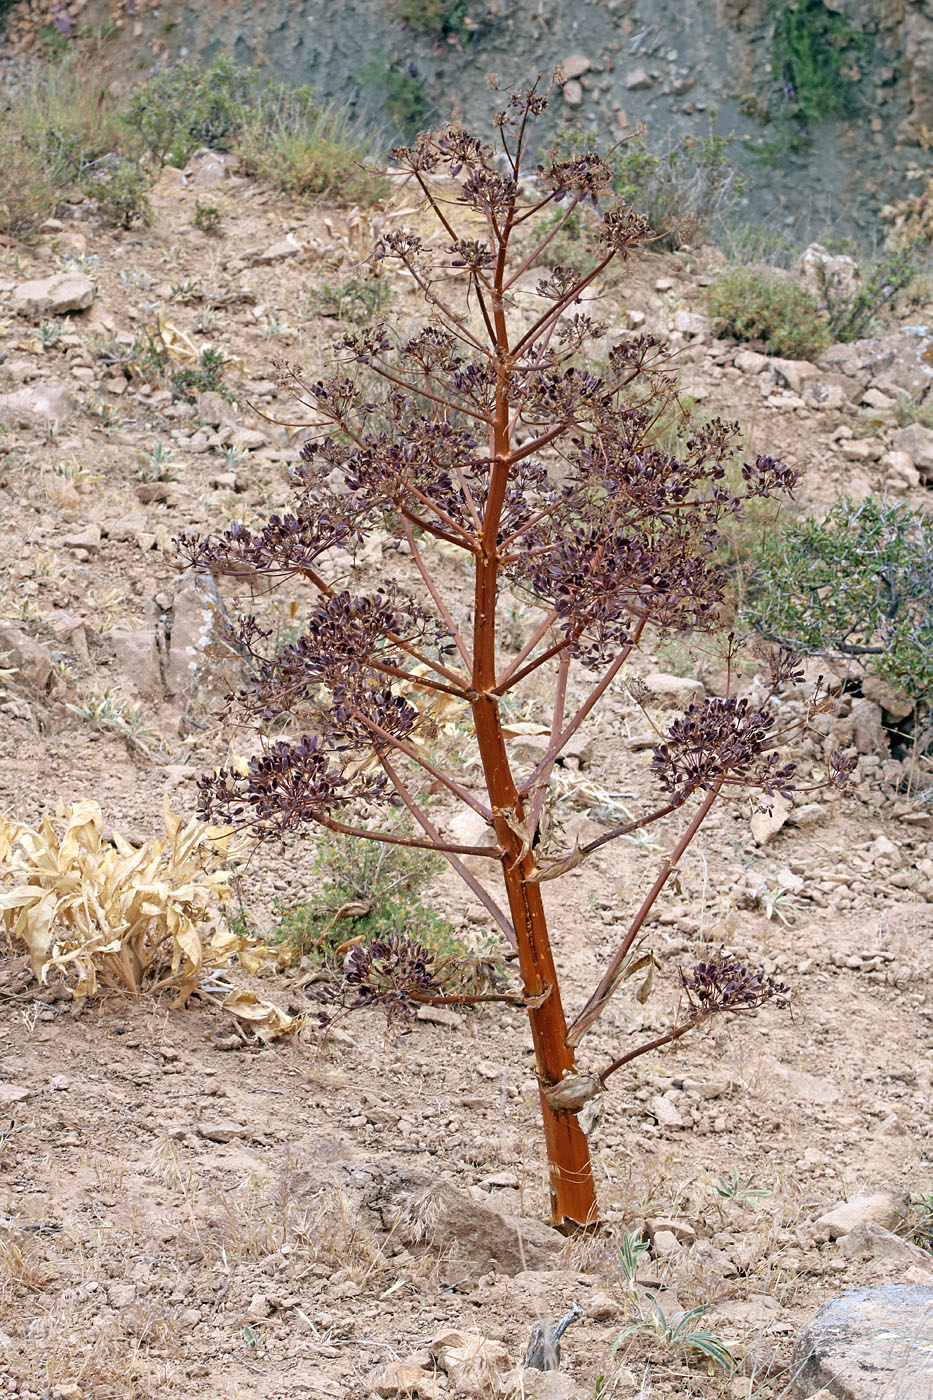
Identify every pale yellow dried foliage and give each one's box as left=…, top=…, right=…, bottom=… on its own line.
left=882, top=177, right=933, bottom=247
left=0, top=798, right=249, bottom=1003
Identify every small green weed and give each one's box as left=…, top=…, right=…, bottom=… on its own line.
left=172, top=346, right=226, bottom=400
left=715, top=1168, right=772, bottom=1208
left=137, top=441, right=183, bottom=482
left=271, top=827, right=451, bottom=966
left=906, top=1192, right=933, bottom=1251
left=192, top=199, right=223, bottom=235
left=890, top=393, right=933, bottom=431
left=307, top=275, right=394, bottom=326
left=68, top=684, right=156, bottom=745
left=613, top=1296, right=735, bottom=1372
left=705, top=267, right=829, bottom=360
left=38, top=318, right=64, bottom=349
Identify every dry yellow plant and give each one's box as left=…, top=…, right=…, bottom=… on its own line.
left=0, top=797, right=250, bottom=1004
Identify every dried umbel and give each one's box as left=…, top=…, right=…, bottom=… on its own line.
left=182, top=84, right=847, bottom=1228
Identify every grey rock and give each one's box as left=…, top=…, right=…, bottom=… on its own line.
left=802, top=372, right=863, bottom=409
left=850, top=698, right=887, bottom=755
left=11, top=272, right=95, bottom=318
left=818, top=339, right=897, bottom=390
left=734, top=348, right=770, bottom=374
left=815, top=1189, right=909, bottom=1241
left=642, top=671, right=705, bottom=707
left=891, top=425, right=933, bottom=475
left=882, top=450, right=921, bottom=490
left=0, top=379, right=74, bottom=426
left=560, top=53, right=591, bottom=79
left=562, top=79, right=583, bottom=107
left=0, top=1084, right=31, bottom=1104
left=107, top=628, right=163, bottom=703
left=791, top=1284, right=933, bottom=1399
left=839, top=1222, right=933, bottom=1272
left=355, top=1162, right=561, bottom=1280
left=517, top=1375, right=584, bottom=1400
left=62, top=525, right=102, bottom=554
left=162, top=571, right=244, bottom=707
left=252, top=233, right=303, bottom=265
left=196, top=389, right=237, bottom=428
left=196, top=1118, right=245, bottom=1143
left=861, top=675, right=914, bottom=722
left=107, top=1282, right=137, bottom=1310
left=0, top=626, right=53, bottom=691
left=184, top=149, right=234, bottom=188
left=768, top=357, right=819, bottom=395
left=649, top=1094, right=685, bottom=1129
left=750, top=792, right=791, bottom=845
left=801, top=243, right=860, bottom=300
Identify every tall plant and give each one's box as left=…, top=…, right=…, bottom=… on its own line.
left=182, top=87, right=850, bottom=1228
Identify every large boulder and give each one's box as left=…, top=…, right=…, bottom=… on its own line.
left=351, top=1161, right=561, bottom=1281
left=161, top=571, right=244, bottom=711
left=791, top=1284, right=933, bottom=1398
left=891, top=424, right=933, bottom=479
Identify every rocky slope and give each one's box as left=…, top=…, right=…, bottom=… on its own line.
left=0, top=139, right=933, bottom=1399
left=3, top=0, right=933, bottom=239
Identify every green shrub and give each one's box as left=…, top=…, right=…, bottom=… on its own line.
left=0, top=57, right=137, bottom=235
left=0, top=127, right=63, bottom=235
left=811, top=245, right=920, bottom=343
left=771, top=0, right=868, bottom=128
left=171, top=346, right=226, bottom=400
left=239, top=107, right=388, bottom=205
left=747, top=496, right=933, bottom=705
left=124, top=54, right=270, bottom=166
left=611, top=124, right=744, bottom=249
left=81, top=156, right=151, bottom=228
left=366, top=60, right=433, bottom=142
left=126, top=54, right=386, bottom=206
left=390, top=0, right=480, bottom=42
left=705, top=267, right=829, bottom=359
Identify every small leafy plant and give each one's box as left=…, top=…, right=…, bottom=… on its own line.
left=390, top=0, right=483, bottom=43
left=182, top=87, right=849, bottom=1227
left=612, top=1297, right=735, bottom=1372
left=172, top=346, right=227, bottom=400
left=307, top=274, right=394, bottom=327
left=770, top=0, right=868, bottom=131
left=81, top=156, right=151, bottom=229
left=192, top=198, right=224, bottom=235
left=705, top=267, right=829, bottom=360
left=268, top=822, right=457, bottom=966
